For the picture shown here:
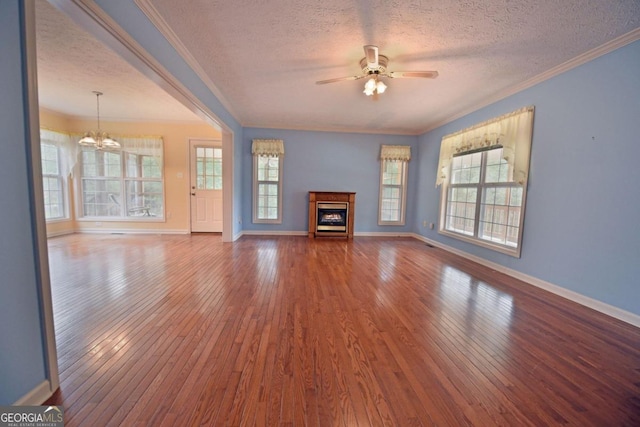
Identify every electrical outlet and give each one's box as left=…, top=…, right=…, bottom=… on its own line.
left=429, top=223, right=435, bottom=230
left=423, top=220, right=427, bottom=227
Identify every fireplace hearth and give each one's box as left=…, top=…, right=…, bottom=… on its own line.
left=308, top=192, right=356, bottom=238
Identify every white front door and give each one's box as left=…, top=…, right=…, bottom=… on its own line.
left=190, top=139, right=223, bottom=232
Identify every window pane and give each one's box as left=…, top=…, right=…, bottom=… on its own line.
left=451, top=152, right=481, bottom=184
left=125, top=180, right=163, bottom=217
left=445, top=186, right=475, bottom=236
left=383, top=160, right=402, bottom=185
left=485, top=148, right=509, bottom=183
left=103, top=152, right=122, bottom=177
left=43, top=176, right=64, bottom=220
left=126, top=153, right=139, bottom=177
left=142, top=156, right=161, bottom=178
left=41, top=144, right=59, bottom=175
left=257, top=156, right=279, bottom=182
left=82, top=179, right=121, bottom=217
left=257, top=183, right=278, bottom=219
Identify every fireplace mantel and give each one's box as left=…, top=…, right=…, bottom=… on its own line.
left=308, top=191, right=356, bottom=238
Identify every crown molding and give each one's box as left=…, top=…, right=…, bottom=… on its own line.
left=421, top=27, right=640, bottom=135
left=134, top=0, right=242, bottom=124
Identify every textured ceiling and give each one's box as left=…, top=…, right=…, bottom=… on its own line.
left=35, top=0, right=200, bottom=124
left=37, top=0, right=640, bottom=134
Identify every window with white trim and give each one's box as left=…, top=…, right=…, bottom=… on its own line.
left=41, top=142, right=66, bottom=220
left=40, top=129, right=72, bottom=221
left=252, top=139, right=284, bottom=223
left=379, top=145, right=410, bottom=225
left=437, top=107, right=534, bottom=257
left=195, top=147, right=222, bottom=190
left=80, top=136, right=164, bottom=219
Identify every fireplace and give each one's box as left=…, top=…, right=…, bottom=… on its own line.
left=316, top=202, right=348, bottom=232
left=308, top=192, right=356, bottom=238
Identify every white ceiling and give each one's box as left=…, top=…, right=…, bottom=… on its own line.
left=37, top=0, right=640, bottom=134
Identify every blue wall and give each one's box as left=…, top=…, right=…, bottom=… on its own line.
left=416, top=39, right=640, bottom=316
left=0, top=1, right=48, bottom=404
left=242, top=128, right=418, bottom=233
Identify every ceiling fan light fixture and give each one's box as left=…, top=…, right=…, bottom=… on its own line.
left=363, top=77, right=386, bottom=96
left=363, top=77, right=377, bottom=96
left=79, top=91, right=120, bottom=150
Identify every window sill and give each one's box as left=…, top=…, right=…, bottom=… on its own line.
left=378, top=221, right=406, bottom=226
left=46, top=217, right=71, bottom=224
left=252, top=219, right=282, bottom=225
left=438, top=228, right=521, bottom=258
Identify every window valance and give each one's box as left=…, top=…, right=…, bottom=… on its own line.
left=380, top=145, right=411, bottom=161
left=120, top=136, right=163, bottom=157
left=252, top=139, right=284, bottom=157
left=435, top=106, right=534, bottom=186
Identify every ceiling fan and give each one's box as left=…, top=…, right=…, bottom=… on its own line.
left=316, top=45, right=438, bottom=96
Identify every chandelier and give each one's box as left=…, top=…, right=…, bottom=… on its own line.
left=363, top=76, right=387, bottom=96
left=78, top=91, right=120, bottom=149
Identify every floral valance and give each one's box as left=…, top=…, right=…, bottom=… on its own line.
left=252, top=139, right=284, bottom=157
left=436, top=106, right=534, bottom=186
left=380, top=145, right=411, bottom=161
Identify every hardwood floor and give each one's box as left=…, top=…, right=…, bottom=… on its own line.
left=44, top=234, right=640, bottom=426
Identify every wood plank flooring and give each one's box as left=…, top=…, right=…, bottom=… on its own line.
left=44, top=234, right=640, bottom=426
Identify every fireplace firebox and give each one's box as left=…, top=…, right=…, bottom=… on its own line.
left=308, top=192, right=356, bottom=238
left=316, top=202, right=348, bottom=232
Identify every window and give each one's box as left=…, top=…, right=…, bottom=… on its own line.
left=195, top=147, right=222, bottom=190
left=41, top=142, right=66, bottom=220
left=40, top=129, right=72, bottom=221
left=252, top=139, right=284, bottom=223
left=378, top=145, right=410, bottom=225
left=437, top=107, right=534, bottom=257
left=80, top=137, right=164, bottom=219
left=444, top=147, right=523, bottom=248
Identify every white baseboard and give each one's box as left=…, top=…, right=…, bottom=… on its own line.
left=411, top=233, right=640, bottom=328
left=46, top=229, right=75, bottom=238
left=239, top=230, right=416, bottom=238
left=13, top=380, right=54, bottom=405
left=240, top=230, right=308, bottom=237
left=77, top=228, right=189, bottom=235
left=354, top=231, right=415, bottom=237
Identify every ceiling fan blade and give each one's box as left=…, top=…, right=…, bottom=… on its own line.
left=387, top=70, right=439, bottom=79
left=364, top=45, right=379, bottom=69
left=315, top=75, right=365, bottom=85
